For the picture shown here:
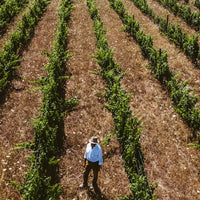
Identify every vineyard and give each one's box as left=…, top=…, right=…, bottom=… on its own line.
left=0, top=0, right=200, bottom=199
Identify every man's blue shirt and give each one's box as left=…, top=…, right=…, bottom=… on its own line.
left=84, top=143, right=103, bottom=165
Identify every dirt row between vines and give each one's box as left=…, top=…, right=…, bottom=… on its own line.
left=0, top=0, right=59, bottom=198
left=94, top=0, right=200, bottom=199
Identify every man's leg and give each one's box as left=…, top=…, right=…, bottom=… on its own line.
left=83, top=160, right=91, bottom=187
left=92, top=163, right=101, bottom=195
left=92, top=163, right=100, bottom=187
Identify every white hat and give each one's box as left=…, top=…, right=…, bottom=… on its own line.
left=89, top=136, right=99, bottom=144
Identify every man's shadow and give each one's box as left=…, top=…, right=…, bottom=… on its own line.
left=87, top=185, right=108, bottom=200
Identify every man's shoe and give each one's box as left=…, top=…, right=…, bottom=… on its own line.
left=93, top=184, right=101, bottom=194
left=79, top=184, right=88, bottom=189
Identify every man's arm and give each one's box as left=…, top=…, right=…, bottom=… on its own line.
left=84, top=143, right=89, bottom=167
left=84, top=158, right=87, bottom=167
left=98, top=146, right=103, bottom=166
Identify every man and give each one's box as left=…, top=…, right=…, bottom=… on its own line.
left=80, top=136, right=103, bottom=189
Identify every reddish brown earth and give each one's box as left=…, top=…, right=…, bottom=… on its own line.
left=0, top=0, right=200, bottom=199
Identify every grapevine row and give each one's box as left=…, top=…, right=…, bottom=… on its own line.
left=109, top=0, right=200, bottom=145
left=0, top=0, right=29, bottom=34
left=195, top=0, right=200, bottom=9
left=14, top=0, right=78, bottom=199
left=0, top=0, right=50, bottom=102
left=154, top=0, right=200, bottom=30
left=86, top=0, right=156, bottom=199
left=0, top=0, right=5, bottom=6
left=131, top=0, right=200, bottom=65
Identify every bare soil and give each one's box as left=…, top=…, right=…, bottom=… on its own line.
left=0, top=0, right=200, bottom=200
